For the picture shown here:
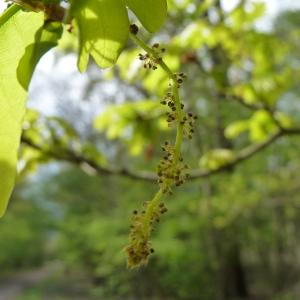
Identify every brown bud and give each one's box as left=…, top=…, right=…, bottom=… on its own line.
left=130, top=24, right=139, bottom=35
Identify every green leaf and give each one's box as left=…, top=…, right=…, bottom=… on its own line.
left=0, top=5, right=62, bottom=217
left=71, top=0, right=129, bottom=72
left=94, top=101, right=168, bottom=155
left=249, top=110, right=277, bottom=142
left=225, top=120, right=249, bottom=139
left=199, top=149, right=235, bottom=170
left=125, top=0, right=167, bottom=32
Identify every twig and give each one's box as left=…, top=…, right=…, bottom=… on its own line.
left=21, top=135, right=156, bottom=182
left=22, top=126, right=300, bottom=182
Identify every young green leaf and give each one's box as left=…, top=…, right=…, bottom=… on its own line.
left=125, top=0, right=167, bottom=32
left=70, top=0, right=129, bottom=72
left=0, top=5, right=62, bottom=217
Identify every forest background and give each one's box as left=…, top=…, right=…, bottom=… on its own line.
left=1, top=0, right=300, bottom=299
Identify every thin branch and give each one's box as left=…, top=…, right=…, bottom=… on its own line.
left=190, top=127, right=300, bottom=179
left=21, top=135, right=156, bottom=182
left=221, top=93, right=262, bottom=111
left=12, top=0, right=66, bottom=22
left=282, top=127, right=300, bottom=135
left=21, top=126, right=300, bottom=182
left=262, top=103, right=285, bottom=131
left=189, top=130, right=282, bottom=179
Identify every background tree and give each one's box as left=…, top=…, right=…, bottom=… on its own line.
left=1, top=0, right=300, bottom=299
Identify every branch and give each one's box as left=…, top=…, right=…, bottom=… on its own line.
left=190, top=127, right=300, bottom=179
left=125, top=27, right=190, bottom=268
left=220, top=93, right=262, bottom=111
left=21, top=126, right=300, bottom=183
left=12, top=0, right=66, bottom=22
left=262, top=103, right=285, bottom=131
left=189, top=130, right=282, bottom=179
left=21, top=135, right=156, bottom=182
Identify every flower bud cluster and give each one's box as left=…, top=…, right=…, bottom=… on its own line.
left=138, top=43, right=165, bottom=70
left=181, top=112, right=198, bottom=139
left=126, top=35, right=198, bottom=268
left=174, top=72, right=187, bottom=88
left=125, top=201, right=168, bottom=268
left=160, top=91, right=185, bottom=128
left=157, top=141, right=190, bottom=194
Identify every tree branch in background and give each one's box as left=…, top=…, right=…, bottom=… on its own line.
left=21, top=126, right=300, bottom=182
left=21, top=135, right=156, bottom=182
left=221, top=93, right=263, bottom=111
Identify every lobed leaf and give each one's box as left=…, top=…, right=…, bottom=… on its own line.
left=71, top=0, right=129, bottom=72
left=125, top=0, right=167, bottom=32
left=0, top=5, right=62, bottom=217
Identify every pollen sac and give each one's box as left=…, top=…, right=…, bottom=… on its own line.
left=125, top=238, right=152, bottom=268
left=173, top=159, right=190, bottom=187
left=161, top=91, right=180, bottom=127
left=181, top=112, right=197, bottom=139
left=138, top=53, right=160, bottom=70
left=125, top=211, right=152, bottom=268
left=175, top=72, right=187, bottom=88
left=161, top=92, right=174, bottom=106
left=129, top=24, right=139, bottom=35
left=157, top=141, right=190, bottom=193
left=137, top=43, right=166, bottom=71
left=157, top=143, right=175, bottom=191
left=166, top=112, right=177, bottom=128
left=125, top=201, right=168, bottom=268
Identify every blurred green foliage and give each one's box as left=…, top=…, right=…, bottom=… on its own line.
left=0, top=186, right=50, bottom=271
left=94, top=101, right=168, bottom=155
left=1, top=0, right=300, bottom=299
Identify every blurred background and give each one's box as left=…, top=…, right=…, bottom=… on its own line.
left=1, top=0, right=300, bottom=299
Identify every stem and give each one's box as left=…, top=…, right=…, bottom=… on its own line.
left=12, top=0, right=67, bottom=22
left=143, top=189, right=163, bottom=235
left=127, top=32, right=186, bottom=266
left=129, top=33, right=174, bottom=78
left=12, top=0, right=44, bottom=12
left=129, top=32, right=184, bottom=163
left=173, top=83, right=184, bottom=161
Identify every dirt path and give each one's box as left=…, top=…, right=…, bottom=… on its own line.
left=0, top=268, right=50, bottom=300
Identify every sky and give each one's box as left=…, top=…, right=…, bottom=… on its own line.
left=1, top=0, right=300, bottom=114
left=1, top=0, right=300, bottom=28
left=1, top=0, right=300, bottom=15
left=222, top=0, right=300, bottom=13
